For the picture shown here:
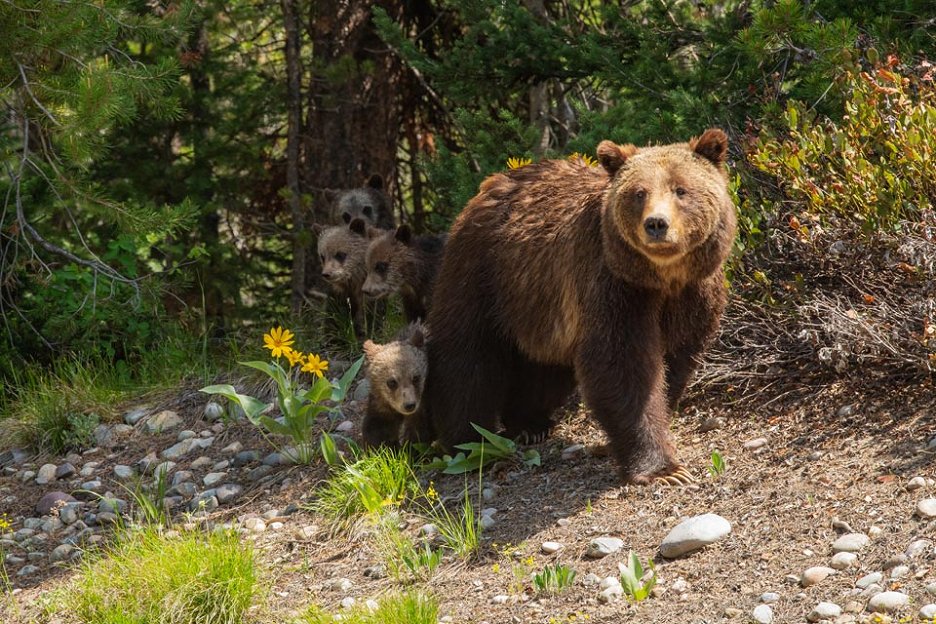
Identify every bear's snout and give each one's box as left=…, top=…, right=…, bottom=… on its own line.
left=643, top=215, right=669, bottom=240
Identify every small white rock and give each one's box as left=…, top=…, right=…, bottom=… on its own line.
left=919, top=604, right=936, bottom=620
left=752, top=604, right=773, bottom=624
left=541, top=541, right=563, bottom=554
left=479, top=515, right=495, bottom=530
left=586, top=536, right=624, bottom=558
left=907, top=476, right=926, bottom=491
left=36, top=463, right=57, bottom=485
left=760, top=592, right=780, bottom=604
left=867, top=591, right=909, bottom=613
left=800, top=566, right=835, bottom=587
left=889, top=565, right=910, bottom=579
left=807, top=602, right=841, bottom=622
left=598, top=584, right=623, bottom=603
left=659, top=513, right=732, bottom=558
left=244, top=517, right=266, bottom=533
left=492, top=595, right=509, bottom=604
left=832, top=533, right=870, bottom=553
left=831, top=552, right=858, bottom=570
left=561, top=444, right=585, bottom=460
left=339, top=597, right=356, bottom=609
left=917, top=498, right=936, bottom=519
left=743, top=437, right=768, bottom=450
left=856, top=572, right=883, bottom=589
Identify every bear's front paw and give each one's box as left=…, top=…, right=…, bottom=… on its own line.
left=627, top=465, right=695, bottom=486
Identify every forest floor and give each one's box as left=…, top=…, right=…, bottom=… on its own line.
left=2, top=374, right=936, bottom=623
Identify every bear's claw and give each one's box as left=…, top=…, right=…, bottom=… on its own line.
left=654, top=466, right=695, bottom=486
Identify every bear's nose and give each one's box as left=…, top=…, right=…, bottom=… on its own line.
left=643, top=216, right=669, bottom=240
left=322, top=270, right=333, bottom=280
left=403, top=402, right=417, bottom=412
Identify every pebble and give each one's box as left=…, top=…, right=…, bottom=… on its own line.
left=203, top=402, right=225, bottom=421
left=492, top=595, right=510, bottom=604
left=541, top=541, right=563, bottom=554
left=561, top=444, right=585, bottom=460
left=16, top=565, right=39, bottom=576
left=866, top=591, right=909, bottom=613
left=807, top=602, right=841, bottom=622
left=917, top=498, right=936, bottom=519
left=340, top=597, right=356, bottom=609
left=203, top=472, right=227, bottom=487
left=889, top=565, right=910, bottom=579
left=270, top=522, right=284, bottom=530
left=831, top=552, right=858, bottom=570
left=161, top=437, right=212, bottom=460
left=586, top=536, right=624, bottom=558
left=363, top=564, right=386, bottom=579
left=169, top=482, right=197, bottom=498
left=660, top=513, right=732, bottom=558
left=113, top=465, right=134, bottom=479
left=335, top=420, right=354, bottom=433
left=919, top=604, right=936, bottom=620
left=55, top=463, right=76, bottom=479
left=233, top=450, right=261, bottom=467
left=801, top=566, right=836, bottom=587
left=212, top=460, right=229, bottom=471
left=752, top=604, right=773, bottom=624
left=145, top=410, right=182, bottom=433
left=699, top=416, right=723, bottom=432
left=482, top=488, right=495, bottom=501
left=153, top=461, right=176, bottom=478
left=262, top=452, right=291, bottom=466
left=79, top=462, right=99, bottom=477
left=96, top=511, right=119, bottom=525
left=36, top=491, right=77, bottom=516
left=221, top=441, right=243, bottom=455
left=927, top=582, right=936, bottom=596
left=856, top=572, right=882, bottom=589
left=247, top=465, right=273, bottom=482
left=215, top=484, right=242, bottom=504
left=832, top=533, right=870, bottom=553
left=191, top=456, right=213, bottom=470
left=598, top=584, right=623, bottom=603
left=36, top=463, right=57, bottom=485
left=760, top=592, right=780, bottom=604
left=743, top=437, right=768, bottom=450
left=177, top=430, right=196, bottom=441
left=905, top=539, right=933, bottom=558
left=420, top=523, right=438, bottom=537
left=49, top=544, right=76, bottom=562
left=244, top=518, right=266, bottom=533
left=480, top=516, right=497, bottom=531
left=723, top=607, right=743, bottom=617
left=172, top=471, right=194, bottom=486
left=59, top=503, right=81, bottom=525
left=907, top=476, right=926, bottom=491
left=123, top=406, right=150, bottom=425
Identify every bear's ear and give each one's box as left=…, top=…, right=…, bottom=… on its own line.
left=409, top=324, right=425, bottom=349
left=312, top=223, right=324, bottom=236
left=363, top=340, right=381, bottom=360
left=349, top=217, right=367, bottom=236
left=690, top=128, right=728, bottom=167
left=366, top=174, right=384, bottom=190
left=323, top=188, right=339, bottom=201
left=394, top=224, right=413, bottom=245
left=596, top=141, right=637, bottom=176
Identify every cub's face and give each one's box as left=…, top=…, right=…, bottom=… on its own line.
left=363, top=230, right=405, bottom=299
left=598, top=129, right=730, bottom=267
left=364, top=337, right=427, bottom=417
left=316, top=225, right=367, bottom=285
left=337, top=187, right=387, bottom=226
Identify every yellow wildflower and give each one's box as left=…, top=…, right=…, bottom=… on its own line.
left=285, top=349, right=304, bottom=368
left=567, top=152, right=598, bottom=167
left=426, top=481, right=439, bottom=501
left=263, top=326, right=295, bottom=358
left=506, top=157, right=532, bottom=169
left=302, top=353, right=329, bottom=379
left=492, top=563, right=501, bottom=573
left=0, top=513, right=10, bottom=532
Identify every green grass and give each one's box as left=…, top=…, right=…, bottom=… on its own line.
left=425, top=483, right=481, bottom=559
left=309, top=446, right=420, bottom=528
left=298, top=591, right=438, bottom=624
left=532, top=562, right=577, bottom=594
left=373, top=514, right=443, bottom=583
left=52, top=527, right=258, bottom=624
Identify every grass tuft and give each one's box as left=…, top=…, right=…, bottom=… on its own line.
left=298, top=590, right=438, bottom=624
left=53, top=527, right=258, bottom=624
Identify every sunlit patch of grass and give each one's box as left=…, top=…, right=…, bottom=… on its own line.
left=297, top=590, right=438, bottom=624
left=52, top=527, right=258, bottom=624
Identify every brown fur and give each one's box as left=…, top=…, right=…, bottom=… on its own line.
left=361, top=322, right=429, bottom=447
left=425, top=129, right=736, bottom=483
left=329, top=175, right=396, bottom=229
left=362, top=225, right=448, bottom=322
left=313, top=218, right=383, bottom=334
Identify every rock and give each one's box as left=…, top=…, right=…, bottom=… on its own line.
left=269, top=522, right=283, bottom=530
left=16, top=565, right=39, bottom=576
left=221, top=441, right=243, bottom=455
left=55, top=463, right=76, bottom=479
left=203, top=402, right=225, bottom=421
left=598, top=583, right=623, bottom=603
left=262, top=452, right=292, bottom=466
left=867, top=591, right=909, bottom=613
left=867, top=525, right=883, bottom=539
left=244, top=517, right=266, bottom=533
left=171, top=471, right=194, bottom=487
left=113, top=465, right=134, bottom=480
left=36, top=463, right=57, bottom=485
left=168, top=482, right=197, bottom=498
left=339, top=597, right=356, bottom=609
left=75, top=480, right=103, bottom=499
left=492, top=594, right=510, bottom=605
left=856, top=572, right=882, bottom=589
left=212, top=460, right=229, bottom=471
left=561, top=444, right=585, bottom=460
left=232, top=450, right=261, bottom=467
left=919, top=604, right=936, bottom=620
left=98, top=498, right=126, bottom=514
left=917, top=498, right=936, bottom=519
left=50, top=544, right=76, bottom=562
left=760, top=593, right=780, bottom=604
left=247, top=465, right=273, bottom=482
left=124, top=406, right=150, bottom=425
left=59, top=503, right=81, bottom=525
left=191, top=456, right=213, bottom=470
left=145, top=410, right=182, bottom=433
left=723, top=607, right=743, bottom=617
left=752, top=605, right=773, bottom=624
left=79, top=462, right=99, bottom=477
left=801, top=566, right=836, bottom=587
left=335, top=420, right=354, bottom=433
left=743, top=437, right=768, bottom=450
left=831, top=552, right=859, bottom=570
left=420, top=523, right=438, bottom=537
left=832, top=519, right=855, bottom=533
left=363, top=564, right=386, bottom=579
left=905, top=539, right=933, bottom=558
left=153, top=462, right=176, bottom=479
left=832, top=533, right=870, bottom=553
left=96, top=511, right=119, bottom=525
left=177, top=430, right=196, bottom=441
left=699, top=416, right=723, bottom=432
left=203, top=472, right=227, bottom=487
left=192, top=495, right=218, bottom=512
left=926, top=582, right=936, bottom=596
left=36, top=491, right=77, bottom=516
left=660, top=514, right=732, bottom=558
left=352, top=379, right=370, bottom=401
left=586, top=536, right=624, bottom=558
left=889, top=565, right=910, bottom=579
left=480, top=515, right=495, bottom=530
left=215, top=484, right=242, bottom=504
left=807, top=602, right=841, bottom=622
left=541, top=541, right=563, bottom=554
left=92, top=425, right=115, bottom=448
left=161, top=437, right=212, bottom=461
left=907, top=476, right=926, bottom=491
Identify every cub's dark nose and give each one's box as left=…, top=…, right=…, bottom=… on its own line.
left=403, top=402, right=417, bottom=412
left=643, top=216, right=669, bottom=240
left=322, top=271, right=333, bottom=280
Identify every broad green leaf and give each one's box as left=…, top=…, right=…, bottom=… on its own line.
left=239, top=360, right=288, bottom=390
left=199, top=384, right=268, bottom=421
left=522, top=449, right=541, bottom=467
left=303, top=375, right=334, bottom=405
left=257, top=415, right=292, bottom=437
left=470, top=423, right=515, bottom=454
left=331, top=355, right=365, bottom=402
left=320, top=432, right=340, bottom=466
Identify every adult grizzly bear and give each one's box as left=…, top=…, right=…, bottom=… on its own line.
left=425, top=130, right=736, bottom=485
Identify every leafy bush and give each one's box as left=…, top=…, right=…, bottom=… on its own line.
left=298, top=591, right=438, bottom=624
left=750, top=60, right=936, bottom=231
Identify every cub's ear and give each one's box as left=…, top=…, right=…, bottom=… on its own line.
left=409, top=323, right=425, bottom=349
left=690, top=128, right=728, bottom=167
left=596, top=141, right=637, bottom=176
left=312, top=223, right=324, bottom=236
left=323, top=188, right=339, bottom=201
left=394, top=224, right=413, bottom=245
left=349, top=218, right=367, bottom=236
left=366, top=174, right=384, bottom=190
left=363, top=340, right=381, bottom=360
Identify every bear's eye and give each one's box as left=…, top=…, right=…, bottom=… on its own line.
left=386, top=378, right=398, bottom=391
left=320, top=253, right=325, bottom=262
left=375, top=261, right=389, bottom=275
left=675, top=187, right=688, bottom=198
left=412, top=375, right=421, bottom=385
left=363, top=206, right=373, bottom=218
left=335, top=252, right=347, bottom=263
left=634, top=189, right=647, bottom=202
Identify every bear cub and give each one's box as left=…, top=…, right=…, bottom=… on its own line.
left=331, top=174, right=396, bottom=230
left=363, top=225, right=447, bottom=322
left=361, top=322, right=428, bottom=447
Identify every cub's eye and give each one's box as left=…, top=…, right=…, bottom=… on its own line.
left=320, top=254, right=325, bottom=262
left=675, top=187, right=687, bottom=198
left=634, top=189, right=647, bottom=201
left=412, top=375, right=421, bottom=385
left=375, top=261, right=389, bottom=275
left=335, top=252, right=347, bottom=263
left=386, top=379, right=398, bottom=391
left=363, top=206, right=373, bottom=218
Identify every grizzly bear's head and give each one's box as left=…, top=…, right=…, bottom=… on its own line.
left=331, top=174, right=390, bottom=226
left=596, top=129, right=735, bottom=286
left=362, top=225, right=413, bottom=299
left=363, top=322, right=428, bottom=417
left=313, top=217, right=380, bottom=286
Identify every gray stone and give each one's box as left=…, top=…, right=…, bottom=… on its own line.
left=95, top=511, right=119, bottom=525
left=75, top=481, right=103, bottom=499
left=168, top=482, right=197, bottom=498
left=752, top=604, right=773, bottom=624
left=919, top=604, right=936, bottom=620
left=98, top=498, right=126, bottom=514
left=598, top=583, right=623, bottom=603
left=479, top=515, right=495, bottom=530
left=40, top=517, right=63, bottom=533
left=866, top=591, right=909, bottom=613
left=807, top=602, right=841, bottom=622
left=561, top=444, right=585, bottom=460
left=190, top=456, right=213, bottom=470
left=541, top=541, right=563, bottom=554
left=660, top=513, right=732, bottom=558
left=419, top=523, right=438, bottom=537
left=352, top=379, right=370, bottom=401
left=221, top=441, right=243, bottom=455
left=36, top=463, right=57, bottom=485
left=21, top=470, right=35, bottom=483
left=247, top=465, right=274, bottom=482
left=856, top=572, right=882, bottom=589
left=93, top=424, right=115, bottom=448
left=16, top=565, right=39, bottom=576
left=55, top=463, right=76, bottom=479
left=760, top=593, right=780, bottom=604
left=830, top=551, right=858, bottom=570
left=161, top=437, right=212, bottom=461
left=123, top=406, right=150, bottom=425
left=145, top=410, right=182, bottom=433
left=363, top=564, right=386, bottom=579
left=203, top=402, right=225, bottom=421
left=212, top=460, right=230, bottom=471
left=743, top=437, right=768, bottom=450
left=177, top=430, right=196, bottom=441
left=232, top=450, right=261, bottom=467
left=917, top=498, right=936, bottom=519
left=907, top=476, right=926, bottom=491
left=926, top=582, right=936, bottom=596
left=191, top=494, right=218, bottom=512
left=244, top=517, right=266, bottom=532
left=36, top=491, right=77, bottom=516
left=24, top=517, right=43, bottom=530
left=79, top=462, right=98, bottom=477
left=137, top=452, right=157, bottom=473
left=801, top=566, right=836, bottom=587
left=50, top=544, right=76, bottom=562
left=59, top=502, right=81, bottom=525
left=203, top=472, right=227, bottom=487
left=262, top=451, right=291, bottom=466
left=832, top=533, right=870, bottom=553
left=905, top=539, right=933, bottom=558
left=171, top=471, right=194, bottom=487
left=113, top=465, right=134, bottom=479
left=699, top=416, right=723, bottom=432
left=153, top=461, right=176, bottom=479
left=586, top=536, right=624, bottom=558
left=215, top=484, right=242, bottom=504
left=14, top=528, right=35, bottom=541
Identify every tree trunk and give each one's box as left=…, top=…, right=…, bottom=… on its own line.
left=282, top=0, right=305, bottom=316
